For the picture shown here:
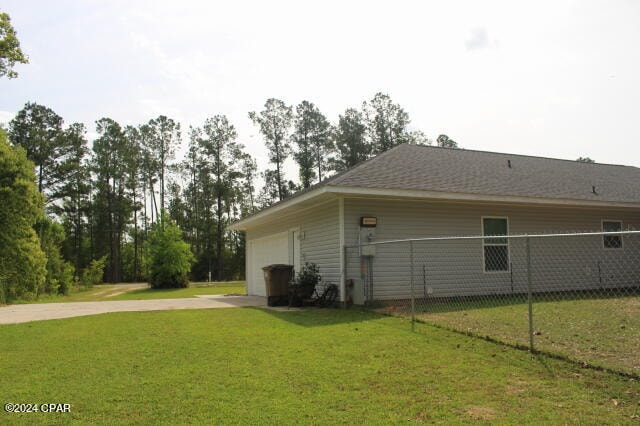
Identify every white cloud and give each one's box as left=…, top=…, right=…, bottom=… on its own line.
left=465, top=28, right=493, bottom=50
left=0, top=111, right=15, bottom=127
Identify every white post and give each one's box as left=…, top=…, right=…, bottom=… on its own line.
left=526, top=236, right=534, bottom=352
left=410, top=240, right=415, bottom=332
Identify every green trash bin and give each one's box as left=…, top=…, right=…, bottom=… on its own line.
left=262, top=264, right=294, bottom=307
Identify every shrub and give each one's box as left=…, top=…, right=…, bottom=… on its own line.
left=294, top=262, right=321, bottom=288
left=289, top=263, right=322, bottom=306
left=37, top=217, right=76, bottom=295
left=81, top=256, right=107, bottom=288
left=0, top=264, right=7, bottom=304
left=146, top=217, right=195, bottom=289
left=57, top=262, right=75, bottom=295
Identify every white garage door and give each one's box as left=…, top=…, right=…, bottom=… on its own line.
left=247, top=232, right=290, bottom=296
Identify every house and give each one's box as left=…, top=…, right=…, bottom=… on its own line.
left=230, top=144, right=640, bottom=303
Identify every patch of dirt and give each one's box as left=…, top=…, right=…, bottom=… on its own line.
left=105, top=290, right=130, bottom=298
left=619, top=299, right=640, bottom=315
left=464, top=406, right=497, bottom=421
left=506, top=379, right=530, bottom=395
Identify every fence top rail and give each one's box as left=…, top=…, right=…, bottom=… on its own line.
left=345, top=230, right=640, bottom=248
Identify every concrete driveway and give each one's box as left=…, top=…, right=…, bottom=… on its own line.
left=0, top=295, right=267, bottom=325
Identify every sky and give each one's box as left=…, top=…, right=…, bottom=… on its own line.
left=2, top=0, right=640, bottom=180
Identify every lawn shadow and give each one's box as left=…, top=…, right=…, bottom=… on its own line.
left=250, top=306, right=387, bottom=328
left=112, top=285, right=242, bottom=299
left=118, top=288, right=173, bottom=297
left=530, top=352, right=558, bottom=376
left=403, top=287, right=640, bottom=314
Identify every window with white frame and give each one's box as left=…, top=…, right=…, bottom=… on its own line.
left=602, top=220, right=622, bottom=249
left=482, top=217, right=509, bottom=272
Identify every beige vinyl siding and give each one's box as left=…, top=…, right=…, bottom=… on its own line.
left=344, top=198, right=640, bottom=300
left=245, top=199, right=341, bottom=294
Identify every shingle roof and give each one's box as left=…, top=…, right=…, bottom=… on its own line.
left=231, top=144, right=640, bottom=229
left=324, top=144, right=640, bottom=203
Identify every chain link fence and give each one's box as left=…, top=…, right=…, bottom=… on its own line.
left=345, top=231, right=640, bottom=376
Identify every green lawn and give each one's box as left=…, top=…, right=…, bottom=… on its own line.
left=1, top=308, right=639, bottom=424
left=410, top=294, right=640, bottom=376
left=11, top=282, right=247, bottom=304
left=109, top=282, right=246, bottom=301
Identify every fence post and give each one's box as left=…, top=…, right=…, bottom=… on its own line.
left=526, top=236, right=534, bottom=352
left=410, top=240, right=415, bottom=332
left=342, top=245, right=347, bottom=308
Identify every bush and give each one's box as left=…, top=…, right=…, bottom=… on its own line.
left=81, top=256, right=107, bottom=288
left=37, top=217, right=76, bottom=295
left=57, top=262, right=75, bottom=295
left=146, top=217, right=195, bottom=289
left=121, top=240, right=147, bottom=282
left=294, top=262, right=321, bottom=288
left=289, top=263, right=322, bottom=306
left=0, top=265, right=7, bottom=304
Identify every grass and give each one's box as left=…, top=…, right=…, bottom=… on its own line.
left=10, top=285, right=135, bottom=304
left=108, top=282, right=246, bottom=301
left=10, top=282, right=247, bottom=304
left=1, top=308, right=639, bottom=424
left=408, top=294, right=640, bottom=376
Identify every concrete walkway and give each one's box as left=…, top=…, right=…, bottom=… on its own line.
left=0, top=295, right=267, bottom=325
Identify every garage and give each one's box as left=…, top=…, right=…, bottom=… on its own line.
left=247, top=232, right=290, bottom=296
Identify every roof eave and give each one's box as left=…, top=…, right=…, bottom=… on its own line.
left=230, top=185, right=640, bottom=231
left=329, top=185, right=640, bottom=208
left=230, top=186, right=332, bottom=231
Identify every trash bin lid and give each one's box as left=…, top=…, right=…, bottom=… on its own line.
left=262, top=264, right=294, bottom=271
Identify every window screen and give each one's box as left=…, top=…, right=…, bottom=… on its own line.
left=483, top=218, right=509, bottom=272
left=602, top=221, right=622, bottom=249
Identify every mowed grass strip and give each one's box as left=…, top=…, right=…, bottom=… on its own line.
left=9, top=285, right=129, bottom=304
left=11, top=282, right=247, bottom=304
left=1, top=309, right=639, bottom=425
left=108, top=282, right=246, bottom=301
left=417, top=295, right=640, bottom=375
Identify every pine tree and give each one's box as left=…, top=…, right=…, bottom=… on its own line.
left=249, top=99, right=293, bottom=201
left=199, top=115, right=243, bottom=280
left=123, top=125, right=145, bottom=281
left=9, top=102, right=74, bottom=205
left=146, top=116, right=181, bottom=217
left=292, top=101, right=332, bottom=187
left=332, top=108, right=370, bottom=171
left=436, top=134, right=459, bottom=148
left=363, top=93, right=412, bottom=153
left=576, top=157, right=595, bottom=163
left=91, top=118, right=134, bottom=283
left=57, top=123, right=91, bottom=275
left=238, top=152, right=257, bottom=217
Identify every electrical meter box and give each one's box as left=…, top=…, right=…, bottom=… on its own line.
left=350, top=279, right=365, bottom=305
left=359, top=217, right=377, bottom=257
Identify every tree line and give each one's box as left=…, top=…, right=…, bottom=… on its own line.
left=1, top=92, right=462, bottom=300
